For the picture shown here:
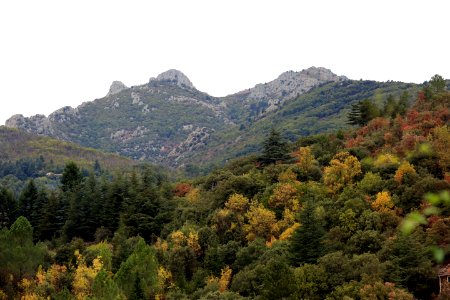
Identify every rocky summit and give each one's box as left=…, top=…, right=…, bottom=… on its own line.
left=5, top=67, right=417, bottom=167
left=151, top=69, right=195, bottom=89
left=107, top=81, right=128, bottom=97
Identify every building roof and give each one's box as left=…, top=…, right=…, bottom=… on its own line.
left=439, top=264, right=450, bottom=276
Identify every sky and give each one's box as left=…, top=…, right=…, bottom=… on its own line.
left=0, top=0, right=449, bottom=125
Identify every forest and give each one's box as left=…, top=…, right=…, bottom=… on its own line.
left=0, top=75, right=449, bottom=299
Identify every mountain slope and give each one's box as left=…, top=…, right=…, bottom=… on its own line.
left=182, top=80, right=421, bottom=165
left=0, top=126, right=136, bottom=171
left=4, top=67, right=421, bottom=167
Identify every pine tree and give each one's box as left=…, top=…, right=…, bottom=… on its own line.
left=347, top=100, right=380, bottom=126
left=37, top=191, right=62, bottom=241
left=0, top=187, right=17, bottom=228
left=259, top=128, right=291, bottom=165
left=290, top=202, right=325, bottom=266
left=61, top=162, right=83, bottom=193
left=18, top=179, right=38, bottom=223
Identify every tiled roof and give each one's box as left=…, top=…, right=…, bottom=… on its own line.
left=439, top=264, right=450, bottom=276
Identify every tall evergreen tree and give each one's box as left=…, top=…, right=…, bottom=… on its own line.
left=18, top=180, right=38, bottom=223
left=60, top=162, right=83, bottom=193
left=0, top=187, right=17, bottom=228
left=347, top=99, right=380, bottom=126
left=259, top=128, right=291, bottom=165
left=36, top=191, right=62, bottom=241
left=290, top=201, right=325, bottom=266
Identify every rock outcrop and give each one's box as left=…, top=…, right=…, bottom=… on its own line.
left=107, top=81, right=128, bottom=97
left=5, top=114, right=54, bottom=135
left=238, top=66, right=347, bottom=112
left=151, top=69, right=195, bottom=89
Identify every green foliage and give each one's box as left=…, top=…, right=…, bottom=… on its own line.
left=0, top=216, right=45, bottom=281
left=1, top=84, right=449, bottom=299
left=0, top=187, right=17, bottom=228
left=0, top=126, right=136, bottom=174
left=114, top=238, right=159, bottom=299
left=429, top=74, right=447, bottom=93
left=291, top=202, right=325, bottom=265
left=259, top=128, right=291, bottom=165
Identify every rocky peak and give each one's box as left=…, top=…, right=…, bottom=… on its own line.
left=5, top=114, right=26, bottom=128
left=242, top=66, right=347, bottom=113
left=151, top=69, right=194, bottom=89
left=107, top=81, right=128, bottom=97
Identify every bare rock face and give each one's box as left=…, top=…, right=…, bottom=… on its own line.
left=151, top=69, right=194, bottom=89
left=107, top=81, right=128, bottom=97
left=48, top=106, right=79, bottom=124
left=243, top=66, right=347, bottom=112
left=5, top=114, right=54, bottom=135
left=168, top=127, right=212, bottom=163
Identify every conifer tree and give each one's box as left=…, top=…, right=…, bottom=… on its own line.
left=18, top=179, right=38, bottom=223
left=259, top=128, right=291, bottom=165
left=0, top=187, right=17, bottom=228
left=290, top=202, right=325, bottom=266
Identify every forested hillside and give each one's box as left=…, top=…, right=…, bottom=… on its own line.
left=4, top=68, right=422, bottom=169
left=0, top=76, right=449, bottom=299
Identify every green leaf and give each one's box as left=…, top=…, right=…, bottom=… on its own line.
left=423, top=206, right=440, bottom=216
left=431, top=246, right=445, bottom=263
left=440, top=190, right=450, bottom=205
left=425, top=193, right=441, bottom=205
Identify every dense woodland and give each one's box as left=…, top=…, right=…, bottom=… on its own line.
left=0, top=76, right=449, bottom=299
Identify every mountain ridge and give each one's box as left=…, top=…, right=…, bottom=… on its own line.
left=5, top=67, right=419, bottom=168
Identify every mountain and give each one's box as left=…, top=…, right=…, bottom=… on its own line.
left=0, top=126, right=136, bottom=172
left=4, top=67, right=420, bottom=167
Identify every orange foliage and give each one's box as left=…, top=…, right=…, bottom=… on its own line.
left=173, top=183, right=192, bottom=197
left=372, top=191, right=394, bottom=212
left=268, top=182, right=300, bottom=211
left=219, top=266, right=232, bottom=292
left=394, top=162, right=416, bottom=184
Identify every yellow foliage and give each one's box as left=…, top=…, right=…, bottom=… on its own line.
left=269, top=183, right=300, bottom=211
left=19, top=278, right=39, bottom=300
left=372, top=191, right=394, bottom=212
left=323, top=152, right=362, bottom=193
left=72, top=253, right=102, bottom=300
left=225, top=194, right=249, bottom=214
left=35, top=266, right=45, bottom=285
left=218, top=266, right=232, bottom=292
left=296, top=146, right=317, bottom=171
left=154, top=237, right=169, bottom=252
left=278, top=169, right=298, bottom=182
left=431, top=125, right=450, bottom=172
left=186, top=187, right=200, bottom=203
left=394, top=161, right=416, bottom=184
left=20, top=294, right=39, bottom=300
left=187, top=232, right=202, bottom=256
left=46, top=264, right=67, bottom=289
left=266, top=235, right=278, bottom=247
left=0, top=290, right=7, bottom=300
left=373, top=153, right=400, bottom=168
left=276, top=208, right=297, bottom=234
left=170, top=231, right=186, bottom=247
left=244, top=202, right=278, bottom=241
left=279, top=222, right=301, bottom=241
left=158, top=266, right=174, bottom=291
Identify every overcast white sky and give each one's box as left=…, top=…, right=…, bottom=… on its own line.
left=0, top=0, right=449, bottom=125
